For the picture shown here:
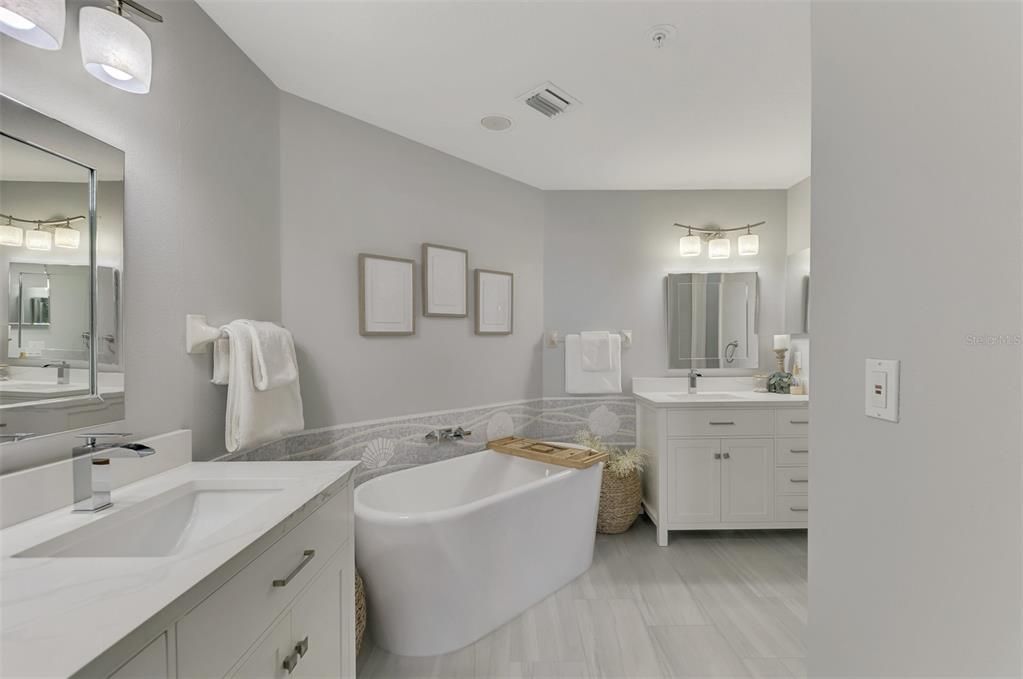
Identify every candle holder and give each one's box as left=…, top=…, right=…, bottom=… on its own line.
left=774, top=348, right=788, bottom=373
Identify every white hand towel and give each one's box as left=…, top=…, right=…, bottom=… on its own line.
left=223, top=320, right=304, bottom=453
left=211, top=337, right=230, bottom=385
left=565, top=333, right=622, bottom=394
left=238, top=320, right=299, bottom=392
left=580, top=331, right=613, bottom=372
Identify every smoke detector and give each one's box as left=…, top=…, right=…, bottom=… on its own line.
left=480, top=115, right=513, bottom=132
left=648, top=24, right=677, bottom=49
left=518, top=82, right=581, bottom=119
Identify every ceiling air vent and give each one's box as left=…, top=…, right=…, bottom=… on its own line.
left=519, top=82, right=580, bottom=119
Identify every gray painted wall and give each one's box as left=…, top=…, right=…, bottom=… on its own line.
left=542, top=190, right=788, bottom=396
left=278, top=93, right=545, bottom=427
left=808, top=2, right=1021, bottom=675
left=0, top=0, right=281, bottom=470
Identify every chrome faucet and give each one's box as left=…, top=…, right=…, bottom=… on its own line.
left=688, top=369, right=702, bottom=395
left=42, top=360, right=70, bottom=385
left=424, top=426, right=473, bottom=443
left=71, top=433, right=156, bottom=513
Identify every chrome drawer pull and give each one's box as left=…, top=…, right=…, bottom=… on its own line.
left=789, top=478, right=809, bottom=483
left=709, top=421, right=735, bottom=426
left=789, top=420, right=809, bottom=425
left=789, top=449, right=809, bottom=454
left=283, top=649, right=300, bottom=674
left=296, top=636, right=309, bottom=657
left=272, top=549, right=316, bottom=588
left=790, top=507, right=809, bottom=512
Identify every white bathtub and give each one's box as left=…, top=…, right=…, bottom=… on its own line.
left=354, top=448, right=602, bottom=656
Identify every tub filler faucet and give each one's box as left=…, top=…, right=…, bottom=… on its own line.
left=72, top=433, right=156, bottom=513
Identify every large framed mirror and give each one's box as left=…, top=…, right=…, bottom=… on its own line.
left=0, top=95, right=124, bottom=441
left=666, top=272, right=759, bottom=369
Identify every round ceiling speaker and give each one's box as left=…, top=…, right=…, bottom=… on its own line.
left=480, top=115, right=512, bottom=132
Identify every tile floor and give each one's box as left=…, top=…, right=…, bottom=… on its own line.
left=358, top=518, right=807, bottom=678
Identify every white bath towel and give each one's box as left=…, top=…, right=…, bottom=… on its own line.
left=222, top=320, right=304, bottom=453
left=238, top=320, right=299, bottom=391
left=580, top=331, right=613, bottom=372
left=211, top=337, right=230, bottom=385
left=565, top=333, right=622, bottom=394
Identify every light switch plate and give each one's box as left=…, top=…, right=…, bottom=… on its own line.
left=865, top=358, right=900, bottom=422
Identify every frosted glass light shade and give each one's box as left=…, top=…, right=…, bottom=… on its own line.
left=708, top=236, right=730, bottom=260
left=0, top=224, right=23, bottom=246
left=679, top=234, right=701, bottom=257
left=54, top=225, right=80, bottom=248
left=25, top=228, right=52, bottom=251
left=0, top=0, right=65, bottom=49
left=80, top=7, right=152, bottom=94
left=737, top=232, right=759, bottom=256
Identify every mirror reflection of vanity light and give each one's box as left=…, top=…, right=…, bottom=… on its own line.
left=0, top=222, right=23, bottom=247
left=679, top=229, right=702, bottom=257
left=53, top=224, right=80, bottom=248
left=24, top=228, right=53, bottom=252
left=0, top=0, right=65, bottom=50
left=737, top=231, right=759, bottom=256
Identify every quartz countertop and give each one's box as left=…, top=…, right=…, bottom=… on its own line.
left=0, top=461, right=358, bottom=678
left=634, top=390, right=809, bottom=406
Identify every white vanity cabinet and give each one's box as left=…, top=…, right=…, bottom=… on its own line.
left=637, top=395, right=809, bottom=546
left=100, top=483, right=355, bottom=679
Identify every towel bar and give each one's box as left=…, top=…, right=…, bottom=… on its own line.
left=544, top=330, right=632, bottom=349
left=185, top=314, right=226, bottom=354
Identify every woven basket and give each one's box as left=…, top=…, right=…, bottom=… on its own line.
left=355, top=570, right=367, bottom=656
left=597, top=467, right=642, bottom=534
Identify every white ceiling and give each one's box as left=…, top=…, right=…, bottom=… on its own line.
left=197, top=1, right=810, bottom=190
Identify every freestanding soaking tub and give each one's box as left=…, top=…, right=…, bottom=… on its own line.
left=354, top=448, right=602, bottom=656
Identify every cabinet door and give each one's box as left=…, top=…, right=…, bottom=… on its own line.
left=721, top=438, right=774, bottom=523
left=666, top=440, right=721, bottom=524
left=292, top=548, right=352, bottom=679
left=108, top=633, right=168, bottom=679
left=231, top=612, right=293, bottom=679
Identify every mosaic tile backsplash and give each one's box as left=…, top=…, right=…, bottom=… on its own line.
left=214, top=397, right=636, bottom=486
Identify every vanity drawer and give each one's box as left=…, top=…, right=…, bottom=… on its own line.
left=776, top=438, right=810, bottom=465
left=667, top=409, right=773, bottom=437
left=775, top=467, right=809, bottom=496
left=775, top=410, right=809, bottom=437
left=177, top=483, right=351, bottom=679
left=775, top=495, right=809, bottom=522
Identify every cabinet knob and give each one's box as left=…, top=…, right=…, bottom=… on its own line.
left=713, top=452, right=721, bottom=460
left=283, top=649, right=300, bottom=674
left=296, top=636, right=309, bottom=658
left=722, top=452, right=731, bottom=459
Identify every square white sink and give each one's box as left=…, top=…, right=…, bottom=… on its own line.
left=15, top=480, right=287, bottom=558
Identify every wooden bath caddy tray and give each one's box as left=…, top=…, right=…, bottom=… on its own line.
left=488, top=436, right=608, bottom=469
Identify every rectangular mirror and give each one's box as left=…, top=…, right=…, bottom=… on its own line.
left=666, top=272, right=759, bottom=369
left=0, top=95, right=124, bottom=440
left=784, top=247, right=810, bottom=335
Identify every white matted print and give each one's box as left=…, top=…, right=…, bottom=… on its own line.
left=422, top=243, right=468, bottom=317
left=359, top=254, right=415, bottom=336
left=475, top=269, right=513, bottom=335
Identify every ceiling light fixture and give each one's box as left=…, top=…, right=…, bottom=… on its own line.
left=674, top=221, right=765, bottom=260
left=480, top=115, right=512, bottom=132
left=79, top=0, right=163, bottom=94
left=0, top=0, right=65, bottom=49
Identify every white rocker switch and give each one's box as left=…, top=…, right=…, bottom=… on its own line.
left=866, top=359, right=900, bottom=422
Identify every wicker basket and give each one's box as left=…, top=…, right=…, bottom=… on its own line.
left=355, top=570, right=367, bottom=655
left=596, top=467, right=642, bottom=534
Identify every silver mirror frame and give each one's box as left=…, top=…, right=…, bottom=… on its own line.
left=0, top=94, right=125, bottom=441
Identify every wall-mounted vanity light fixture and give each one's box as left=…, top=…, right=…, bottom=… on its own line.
left=675, top=220, right=764, bottom=259
left=0, top=0, right=65, bottom=49
left=0, top=213, right=85, bottom=250
left=80, top=0, right=163, bottom=94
